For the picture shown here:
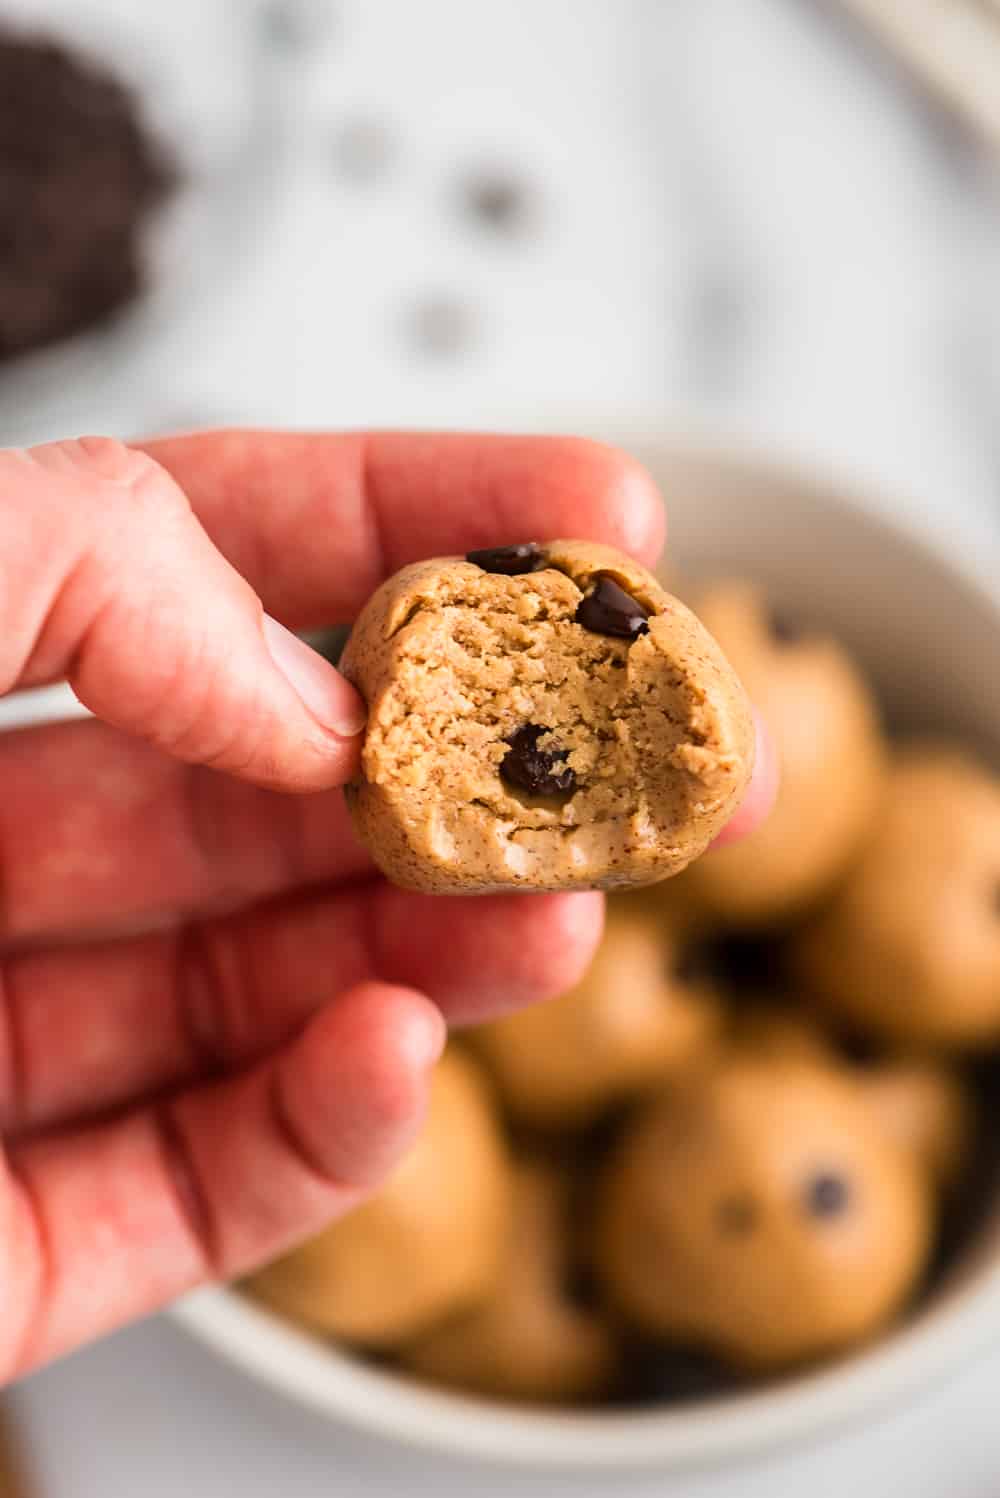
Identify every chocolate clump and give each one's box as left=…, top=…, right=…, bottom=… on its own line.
left=575, top=575, right=651, bottom=639
left=501, top=724, right=577, bottom=798
left=804, top=1171, right=850, bottom=1219
left=465, top=542, right=547, bottom=576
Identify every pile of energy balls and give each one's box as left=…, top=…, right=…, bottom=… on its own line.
left=248, top=577, right=1000, bottom=1408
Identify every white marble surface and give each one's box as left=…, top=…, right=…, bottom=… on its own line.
left=3, top=0, right=1000, bottom=1493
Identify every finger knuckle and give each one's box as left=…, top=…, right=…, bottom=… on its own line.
left=31, top=438, right=190, bottom=525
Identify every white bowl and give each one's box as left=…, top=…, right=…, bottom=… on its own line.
left=74, top=440, right=1000, bottom=1467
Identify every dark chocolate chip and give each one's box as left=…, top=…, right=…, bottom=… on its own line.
left=715, top=1194, right=758, bottom=1235
left=767, top=609, right=804, bottom=645
left=500, top=724, right=577, bottom=798
left=804, top=1171, right=850, bottom=1218
left=575, top=575, right=651, bottom=639
left=465, top=541, right=547, bottom=575
left=462, top=171, right=534, bottom=234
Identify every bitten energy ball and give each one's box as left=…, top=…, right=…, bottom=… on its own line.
left=245, top=1050, right=511, bottom=1347
left=594, top=1058, right=932, bottom=1371
left=404, top=1164, right=617, bottom=1404
left=474, top=905, right=721, bottom=1128
left=792, top=749, right=1000, bottom=1050
left=340, top=541, right=754, bottom=894
left=668, top=582, right=885, bottom=926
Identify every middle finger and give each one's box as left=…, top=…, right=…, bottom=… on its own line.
left=0, top=716, right=372, bottom=944
left=0, top=881, right=603, bottom=1136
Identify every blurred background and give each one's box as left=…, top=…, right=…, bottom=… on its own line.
left=4, top=1, right=1000, bottom=1495
left=4, top=0, right=1000, bottom=556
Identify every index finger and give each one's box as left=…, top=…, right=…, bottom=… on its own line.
left=138, top=431, right=667, bottom=630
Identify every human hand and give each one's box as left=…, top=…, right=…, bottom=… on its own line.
left=0, top=431, right=776, bottom=1383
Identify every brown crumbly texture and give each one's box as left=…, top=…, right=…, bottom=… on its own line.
left=666, top=581, right=886, bottom=927
left=473, top=905, right=721, bottom=1128
left=339, top=541, right=754, bottom=894
left=792, top=748, right=1000, bottom=1049
left=403, top=1163, right=617, bottom=1404
left=594, top=1057, right=932, bottom=1372
left=245, top=1051, right=511, bottom=1347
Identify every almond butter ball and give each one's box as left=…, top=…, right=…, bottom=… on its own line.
left=340, top=542, right=753, bottom=894
left=403, top=1163, right=617, bottom=1404
left=668, top=582, right=885, bottom=927
left=245, top=1050, right=511, bottom=1347
left=792, top=749, right=1000, bottom=1050
left=473, top=906, right=721, bottom=1128
left=594, top=1057, right=932, bottom=1371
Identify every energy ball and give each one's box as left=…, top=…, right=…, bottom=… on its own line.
left=668, top=582, right=885, bottom=926
left=245, top=1050, right=511, bottom=1347
left=594, top=1058, right=932, bottom=1371
left=792, top=749, right=1000, bottom=1049
left=474, top=906, right=721, bottom=1129
left=340, top=541, right=754, bottom=894
left=403, top=1163, right=617, bottom=1404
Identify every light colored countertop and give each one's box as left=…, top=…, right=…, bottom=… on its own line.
left=3, top=1, right=1000, bottom=1493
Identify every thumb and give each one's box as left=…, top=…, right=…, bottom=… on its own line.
left=0, top=438, right=366, bottom=791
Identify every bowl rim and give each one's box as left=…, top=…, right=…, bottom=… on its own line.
left=165, top=433, right=1000, bottom=1471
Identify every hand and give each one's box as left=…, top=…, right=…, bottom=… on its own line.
left=0, top=431, right=775, bottom=1384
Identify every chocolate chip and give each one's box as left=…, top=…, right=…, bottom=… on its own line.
left=768, top=610, right=804, bottom=645
left=500, top=724, right=577, bottom=798
left=575, top=575, right=651, bottom=639
left=465, top=542, right=547, bottom=575
left=462, top=170, right=534, bottom=235
left=804, top=1172, right=850, bottom=1218
left=715, top=1194, right=758, bottom=1235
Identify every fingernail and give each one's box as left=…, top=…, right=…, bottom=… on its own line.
left=263, top=614, right=367, bottom=737
left=403, top=1005, right=447, bottom=1073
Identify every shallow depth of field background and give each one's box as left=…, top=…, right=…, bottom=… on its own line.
left=3, top=2, right=1000, bottom=1496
